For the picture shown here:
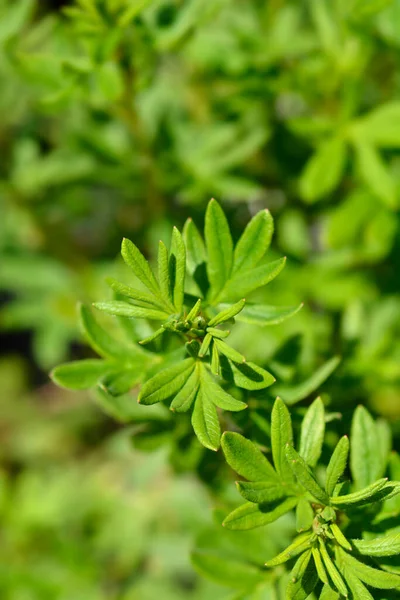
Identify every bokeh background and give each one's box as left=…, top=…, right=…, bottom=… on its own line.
left=1, top=0, right=400, bottom=598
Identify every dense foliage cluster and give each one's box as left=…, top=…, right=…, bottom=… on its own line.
left=1, top=1, right=400, bottom=599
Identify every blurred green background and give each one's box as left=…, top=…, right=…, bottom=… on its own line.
left=1, top=0, right=400, bottom=598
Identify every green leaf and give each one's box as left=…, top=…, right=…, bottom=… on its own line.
left=223, top=497, right=298, bottom=531
left=191, top=550, right=264, bottom=589
left=138, top=358, right=195, bottom=405
left=93, top=301, right=169, bottom=321
left=331, top=478, right=389, bottom=508
left=139, top=327, right=165, bottom=345
left=344, top=570, right=374, bottom=600
left=214, top=338, right=246, bottom=363
left=351, top=405, right=383, bottom=489
left=325, top=436, right=350, bottom=497
left=191, top=387, right=221, bottom=451
left=220, top=258, right=286, bottom=301
left=211, top=341, right=220, bottom=375
left=236, top=481, right=290, bottom=504
left=318, top=539, right=348, bottom=597
left=221, top=431, right=279, bottom=483
left=186, top=298, right=202, bottom=321
left=205, top=199, right=233, bottom=301
left=299, top=397, right=325, bottom=468
left=235, top=303, right=303, bottom=326
left=299, top=137, right=347, bottom=203
left=275, top=356, right=340, bottom=405
left=106, top=277, right=167, bottom=310
left=285, top=549, right=318, bottom=600
left=208, top=298, right=246, bottom=326
left=200, top=364, right=247, bottom=412
left=286, top=445, right=330, bottom=504
left=198, top=333, right=212, bottom=357
left=354, top=141, right=397, bottom=209
left=50, top=359, right=115, bottom=390
left=352, top=532, right=400, bottom=557
left=330, top=524, right=352, bottom=551
left=232, top=209, right=274, bottom=274
left=183, top=218, right=208, bottom=296
left=170, top=366, right=199, bottom=413
left=296, top=497, right=314, bottom=532
left=206, top=327, right=230, bottom=339
left=221, top=357, right=276, bottom=391
left=265, top=533, right=312, bottom=567
left=311, top=546, right=329, bottom=585
left=94, top=386, right=138, bottom=423
left=169, top=226, right=186, bottom=312
left=79, top=303, right=138, bottom=360
left=271, top=398, right=295, bottom=483
left=121, top=237, right=160, bottom=295
left=99, top=368, right=142, bottom=397
left=343, top=551, right=400, bottom=589
left=354, top=102, right=400, bottom=147
left=157, top=240, right=172, bottom=306
left=320, top=584, right=340, bottom=600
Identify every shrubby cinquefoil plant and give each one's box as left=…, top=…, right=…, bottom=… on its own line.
left=51, top=200, right=400, bottom=598
left=51, top=199, right=301, bottom=450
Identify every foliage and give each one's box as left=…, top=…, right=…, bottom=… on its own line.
left=1, top=0, right=400, bottom=598
left=51, top=200, right=300, bottom=450
left=212, top=399, right=400, bottom=598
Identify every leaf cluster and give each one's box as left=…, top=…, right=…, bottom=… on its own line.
left=51, top=200, right=301, bottom=449
left=220, top=400, right=400, bottom=599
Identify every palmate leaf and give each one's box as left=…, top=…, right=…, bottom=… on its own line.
left=138, top=358, right=248, bottom=449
